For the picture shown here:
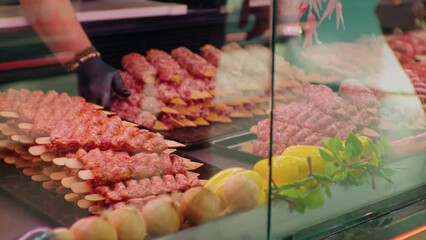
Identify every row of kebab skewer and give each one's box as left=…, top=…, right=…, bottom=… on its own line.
left=0, top=89, right=205, bottom=214
left=112, top=43, right=315, bottom=130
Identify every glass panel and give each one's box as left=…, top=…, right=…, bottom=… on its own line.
left=0, top=0, right=274, bottom=239
left=268, top=0, right=426, bottom=239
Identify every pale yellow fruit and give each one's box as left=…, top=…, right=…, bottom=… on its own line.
left=222, top=175, right=260, bottom=213
left=70, top=216, right=117, bottom=240
left=180, top=187, right=220, bottom=226
left=142, top=199, right=181, bottom=237
left=104, top=206, right=146, bottom=240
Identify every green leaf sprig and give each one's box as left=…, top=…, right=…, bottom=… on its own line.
left=271, top=133, right=395, bottom=213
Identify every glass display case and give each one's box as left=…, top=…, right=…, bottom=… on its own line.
left=0, top=0, right=425, bottom=239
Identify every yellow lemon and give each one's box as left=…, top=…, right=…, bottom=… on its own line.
left=204, top=168, right=246, bottom=195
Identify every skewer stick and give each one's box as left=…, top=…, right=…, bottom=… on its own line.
left=56, top=187, right=70, bottom=195
left=88, top=206, right=103, bottom=215
left=32, top=174, right=50, bottom=182
left=18, top=123, right=33, bottom=130
left=71, top=182, right=91, bottom=194
left=20, top=153, right=34, bottom=161
left=50, top=172, right=67, bottom=181
left=11, top=135, right=20, bottom=142
left=0, top=111, right=19, bottom=118
left=101, top=110, right=115, bottom=116
left=42, top=166, right=56, bottom=177
left=250, top=126, right=258, bottom=134
left=184, top=161, right=204, bottom=170
left=61, top=177, right=79, bottom=188
left=34, top=137, right=185, bottom=149
left=4, top=156, right=18, bottom=164
left=15, top=159, right=32, bottom=169
left=163, top=149, right=176, bottom=154
left=35, top=137, right=51, bottom=145
left=42, top=180, right=58, bottom=191
left=64, top=193, right=81, bottom=202
left=53, top=157, right=67, bottom=166
left=164, top=140, right=185, bottom=148
left=122, top=121, right=138, bottom=127
left=78, top=170, right=94, bottom=180
left=85, top=194, right=106, bottom=202
left=22, top=168, right=42, bottom=176
left=0, top=140, right=14, bottom=148
left=14, top=145, right=27, bottom=154
left=19, top=135, right=35, bottom=145
left=90, top=103, right=104, bottom=110
left=32, top=157, right=42, bottom=164
left=1, top=127, right=18, bottom=136
left=28, top=145, right=47, bottom=156
left=77, top=199, right=94, bottom=209
left=187, top=171, right=200, bottom=177
left=64, top=158, right=83, bottom=169
left=40, top=152, right=55, bottom=162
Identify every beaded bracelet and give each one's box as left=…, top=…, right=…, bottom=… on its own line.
left=64, top=46, right=101, bottom=72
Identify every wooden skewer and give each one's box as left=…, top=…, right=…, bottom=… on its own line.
left=170, top=97, right=187, bottom=106
left=88, top=205, right=103, bottom=215
left=61, top=177, right=79, bottom=188
left=101, top=110, right=115, bottom=116
left=20, top=153, right=34, bottom=161
left=0, top=140, right=14, bottom=148
left=14, top=145, right=27, bottom=154
left=64, top=158, right=83, bottom=169
left=187, top=171, right=200, bottom=177
left=90, top=103, right=104, bottom=110
left=42, top=180, right=58, bottom=191
left=35, top=137, right=50, bottom=145
left=1, top=127, right=19, bottom=136
left=53, top=157, right=67, bottom=166
left=32, top=174, right=50, bottom=182
left=40, top=152, right=55, bottom=162
left=193, top=117, right=209, bottom=126
left=4, top=156, right=18, bottom=164
left=34, top=137, right=184, bottom=149
left=64, top=193, right=82, bottom=202
left=164, top=140, right=185, bottom=148
left=15, top=159, right=32, bottom=169
left=18, top=135, right=35, bottom=145
left=160, top=106, right=181, bottom=115
left=163, top=149, right=176, bottom=154
left=18, top=123, right=33, bottom=130
left=85, top=194, right=106, bottom=202
left=77, top=199, right=94, bottom=209
left=32, top=157, right=42, bottom=164
left=11, top=135, right=20, bottom=142
left=77, top=170, right=93, bottom=180
left=22, top=168, right=42, bottom=176
left=250, top=125, right=258, bottom=134
left=0, top=111, right=19, bottom=118
left=122, top=121, right=138, bottom=127
left=42, top=166, right=56, bottom=177
left=56, top=187, right=70, bottom=195
left=28, top=145, right=47, bottom=156
left=50, top=172, right=67, bottom=181
left=71, top=182, right=91, bottom=194
left=152, top=121, right=169, bottom=131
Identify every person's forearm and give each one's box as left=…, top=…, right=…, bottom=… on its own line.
left=20, top=0, right=92, bottom=64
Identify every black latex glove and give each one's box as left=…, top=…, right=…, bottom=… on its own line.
left=77, top=57, right=130, bottom=110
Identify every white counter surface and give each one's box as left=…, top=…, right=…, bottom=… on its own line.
left=0, top=0, right=187, bottom=29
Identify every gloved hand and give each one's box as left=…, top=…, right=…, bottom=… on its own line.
left=77, top=57, right=130, bottom=110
